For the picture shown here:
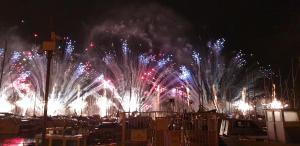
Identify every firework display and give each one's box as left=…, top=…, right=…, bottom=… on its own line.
left=0, top=35, right=283, bottom=117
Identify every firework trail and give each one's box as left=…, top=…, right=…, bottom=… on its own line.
left=0, top=35, right=272, bottom=116
left=87, top=39, right=182, bottom=113
left=179, top=38, right=265, bottom=112
left=0, top=35, right=184, bottom=116
left=0, top=37, right=110, bottom=116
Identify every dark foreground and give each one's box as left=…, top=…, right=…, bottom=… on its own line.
left=1, top=111, right=299, bottom=146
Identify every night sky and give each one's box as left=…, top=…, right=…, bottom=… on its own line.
left=0, top=0, right=300, bottom=75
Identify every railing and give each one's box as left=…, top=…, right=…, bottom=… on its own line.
left=34, top=127, right=88, bottom=146
left=120, top=111, right=218, bottom=146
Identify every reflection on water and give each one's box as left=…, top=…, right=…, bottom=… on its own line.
left=0, top=137, right=35, bottom=146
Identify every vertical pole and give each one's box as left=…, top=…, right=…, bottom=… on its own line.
left=252, top=72, right=255, bottom=99
left=129, top=72, right=132, bottom=113
left=87, top=96, right=92, bottom=116
left=272, top=84, right=276, bottom=100
left=33, top=35, right=38, bottom=117
left=0, top=40, right=7, bottom=89
left=285, top=80, right=290, bottom=105
left=121, top=112, right=126, bottom=146
left=9, top=68, right=16, bottom=113
left=263, top=77, right=267, bottom=102
left=279, top=69, right=283, bottom=98
left=186, top=87, right=190, bottom=109
left=42, top=50, right=52, bottom=146
left=104, top=88, right=107, bottom=116
left=157, top=85, right=160, bottom=111
left=77, top=85, right=82, bottom=115
left=252, top=72, right=257, bottom=119
left=33, top=91, right=37, bottom=117
left=229, top=90, right=231, bottom=113
left=197, top=64, right=203, bottom=112
left=292, top=59, right=296, bottom=108
left=246, top=69, right=249, bottom=102
left=198, top=84, right=202, bottom=111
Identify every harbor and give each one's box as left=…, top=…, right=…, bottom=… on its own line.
left=0, top=0, right=300, bottom=146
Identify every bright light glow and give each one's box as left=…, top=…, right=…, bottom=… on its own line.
left=233, top=100, right=253, bottom=115
left=269, top=98, right=283, bottom=109
left=241, top=87, right=246, bottom=101
left=233, top=87, right=253, bottom=115
left=69, top=85, right=86, bottom=115
left=69, top=98, right=86, bottom=115
left=0, top=97, right=13, bottom=113
left=48, top=98, right=64, bottom=116
left=120, top=90, right=140, bottom=112
left=102, top=80, right=112, bottom=89
left=16, top=97, right=32, bottom=115
left=171, top=88, right=176, bottom=97
left=268, top=84, right=285, bottom=109
left=179, top=66, right=191, bottom=80
left=89, top=42, right=94, bottom=47
left=3, top=137, right=26, bottom=146
left=155, top=85, right=160, bottom=111
left=212, top=84, right=218, bottom=111
left=97, top=97, right=110, bottom=117
left=192, top=51, right=201, bottom=65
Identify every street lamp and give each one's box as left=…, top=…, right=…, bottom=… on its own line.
left=41, top=32, right=57, bottom=146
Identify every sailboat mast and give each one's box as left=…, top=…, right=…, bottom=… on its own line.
left=292, top=59, right=296, bottom=108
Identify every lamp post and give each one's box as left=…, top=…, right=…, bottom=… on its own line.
left=0, top=40, right=7, bottom=89
left=33, top=34, right=39, bottom=117
left=41, top=32, right=57, bottom=146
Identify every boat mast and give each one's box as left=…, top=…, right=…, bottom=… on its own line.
left=291, top=59, right=296, bottom=108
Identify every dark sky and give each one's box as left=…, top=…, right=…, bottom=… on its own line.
left=0, top=0, right=300, bottom=73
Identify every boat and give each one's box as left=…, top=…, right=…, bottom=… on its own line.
left=0, top=113, right=21, bottom=135
left=19, top=117, right=42, bottom=136
left=35, top=126, right=88, bottom=146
